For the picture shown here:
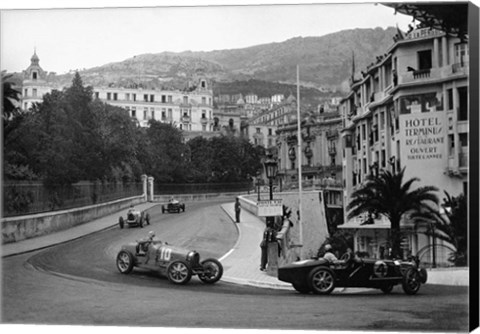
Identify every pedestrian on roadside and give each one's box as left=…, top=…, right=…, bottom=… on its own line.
left=235, top=197, right=241, bottom=223
left=260, top=219, right=276, bottom=271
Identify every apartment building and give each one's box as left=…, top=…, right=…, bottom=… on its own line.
left=339, top=26, right=469, bottom=265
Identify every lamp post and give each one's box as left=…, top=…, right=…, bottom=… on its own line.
left=264, top=154, right=278, bottom=201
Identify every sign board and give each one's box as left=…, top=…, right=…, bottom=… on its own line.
left=257, top=199, right=283, bottom=217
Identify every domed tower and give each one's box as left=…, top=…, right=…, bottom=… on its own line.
left=21, top=50, right=52, bottom=110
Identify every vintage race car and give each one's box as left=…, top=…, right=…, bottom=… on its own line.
left=116, top=235, right=223, bottom=285
left=119, top=209, right=150, bottom=229
left=278, top=254, right=427, bottom=295
left=162, top=199, right=185, bottom=213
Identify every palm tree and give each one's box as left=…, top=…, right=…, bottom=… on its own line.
left=410, top=191, right=468, bottom=266
left=346, top=167, right=439, bottom=258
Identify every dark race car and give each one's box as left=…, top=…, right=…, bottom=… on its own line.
left=278, top=253, right=427, bottom=295
left=116, top=232, right=223, bottom=285
left=118, top=209, right=150, bottom=229
left=162, top=199, right=185, bottom=213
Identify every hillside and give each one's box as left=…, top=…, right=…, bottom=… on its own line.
left=14, top=27, right=398, bottom=102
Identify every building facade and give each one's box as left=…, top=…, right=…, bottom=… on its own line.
left=21, top=51, right=56, bottom=110
left=339, top=26, right=469, bottom=266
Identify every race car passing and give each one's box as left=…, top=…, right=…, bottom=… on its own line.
left=278, top=253, right=427, bottom=295
left=118, top=207, right=150, bottom=229
left=116, top=232, right=223, bottom=285
left=162, top=199, right=185, bottom=213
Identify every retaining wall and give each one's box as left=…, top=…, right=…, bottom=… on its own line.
left=1, top=196, right=145, bottom=244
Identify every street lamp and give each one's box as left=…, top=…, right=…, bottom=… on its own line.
left=264, top=154, right=278, bottom=200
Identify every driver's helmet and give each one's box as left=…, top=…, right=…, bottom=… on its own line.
left=324, top=244, right=332, bottom=251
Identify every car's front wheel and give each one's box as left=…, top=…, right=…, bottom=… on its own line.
left=199, top=259, right=223, bottom=284
left=308, top=267, right=336, bottom=295
left=167, top=260, right=192, bottom=285
left=116, top=250, right=134, bottom=274
left=402, top=268, right=421, bottom=295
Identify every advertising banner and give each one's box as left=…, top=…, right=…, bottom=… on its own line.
left=257, top=199, right=283, bottom=217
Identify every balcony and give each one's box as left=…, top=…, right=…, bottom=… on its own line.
left=182, top=115, right=191, bottom=123
left=413, top=69, right=431, bottom=79
left=452, top=61, right=469, bottom=75
left=200, top=117, right=210, bottom=124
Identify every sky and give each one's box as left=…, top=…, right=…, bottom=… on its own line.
left=0, top=0, right=415, bottom=75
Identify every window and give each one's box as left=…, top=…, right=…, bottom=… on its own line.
left=151, top=108, right=155, bottom=120
left=32, top=88, right=37, bottom=97
left=113, top=93, right=118, bottom=101
left=95, top=92, right=99, bottom=99
left=24, top=88, right=28, bottom=96
left=32, top=72, right=38, bottom=80
left=125, top=93, right=130, bottom=101
left=455, top=43, right=469, bottom=65
left=143, top=108, right=148, bottom=120
left=107, top=92, right=111, bottom=100
left=131, top=107, right=136, bottom=118
left=458, top=87, right=468, bottom=121
left=201, top=80, right=206, bottom=88
left=380, top=112, right=385, bottom=130
left=448, top=134, right=455, bottom=156
left=150, top=94, right=154, bottom=102
left=161, top=109, right=166, bottom=120
left=418, top=50, right=432, bottom=70
left=256, top=128, right=261, bottom=134
left=202, top=111, right=206, bottom=119
left=459, top=133, right=468, bottom=147
left=168, top=96, right=172, bottom=103
left=362, top=124, right=366, bottom=141
left=202, top=124, right=207, bottom=131
left=202, top=97, right=206, bottom=104
left=447, top=89, right=453, bottom=110
left=144, top=94, right=148, bottom=102
left=183, top=96, right=188, bottom=104
left=268, top=128, right=273, bottom=136
left=162, top=95, right=166, bottom=103
left=133, top=94, right=136, bottom=102
left=168, top=109, right=172, bottom=119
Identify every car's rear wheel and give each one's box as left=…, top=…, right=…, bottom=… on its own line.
left=402, top=268, right=421, bottom=295
left=119, top=217, right=124, bottom=229
left=116, top=250, right=134, bottom=274
left=292, top=282, right=311, bottom=294
left=167, top=260, right=192, bottom=285
left=199, top=259, right=223, bottom=284
left=380, top=283, right=394, bottom=294
left=308, top=267, right=336, bottom=295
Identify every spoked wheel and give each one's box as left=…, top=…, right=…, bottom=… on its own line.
left=292, top=282, right=311, bottom=294
left=402, top=268, right=421, bottom=295
left=116, top=250, right=134, bottom=274
left=167, top=260, right=192, bottom=285
left=380, top=283, right=394, bottom=294
left=308, top=267, right=336, bottom=295
left=199, top=259, right=223, bottom=284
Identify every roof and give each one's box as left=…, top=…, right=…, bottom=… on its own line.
left=384, top=3, right=469, bottom=39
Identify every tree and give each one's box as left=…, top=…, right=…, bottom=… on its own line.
left=410, top=191, right=468, bottom=266
left=346, top=167, right=439, bottom=258
left=2, top=73, right=21, bottom=120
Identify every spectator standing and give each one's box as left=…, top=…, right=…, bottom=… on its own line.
left=234, top=197, right=241, bottom=223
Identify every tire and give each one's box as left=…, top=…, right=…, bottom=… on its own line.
left=116, top=250, right=134, bottom=274
left=167, top=260, right=192, bottom=285
left=119, top=217, right=124, bottom=229
left=199, top=258, right=223, bottom=284
left=380, top=283, right=394, bottom=294
left=292, top=282, right=311, bottom=294
left=402, top=268, right=421, bottom=295
left=308, top=267, right=336, bottom=295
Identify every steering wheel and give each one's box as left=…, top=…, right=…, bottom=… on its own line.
left=340, top=252, right=351, bottom=262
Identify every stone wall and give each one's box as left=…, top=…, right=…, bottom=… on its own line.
left=1, top=196, right=145, bottom=244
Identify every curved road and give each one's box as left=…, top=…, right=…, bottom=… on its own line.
left=2, top=200, right=469, bottom=331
